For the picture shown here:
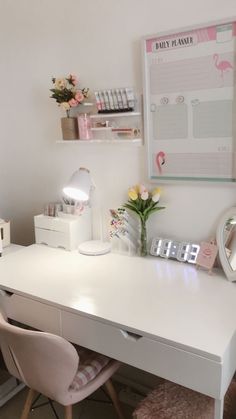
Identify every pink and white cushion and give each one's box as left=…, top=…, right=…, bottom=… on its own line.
left=70, top=346, right=111, bottom=391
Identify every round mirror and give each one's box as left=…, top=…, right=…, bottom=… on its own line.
left=216, top=207, right=236, bottom=281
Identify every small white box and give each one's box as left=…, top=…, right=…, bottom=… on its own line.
left=34, top=209, right=91, bottom=251
left=0, top=221, right=10, bottom=248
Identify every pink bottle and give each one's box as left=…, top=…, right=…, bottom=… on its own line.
left=78, top=113, right=92, bottom=140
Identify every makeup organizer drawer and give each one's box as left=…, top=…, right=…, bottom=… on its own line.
left=0, top=293, right=61, bottom=334
left=90, top=112, right=142, bottom=143
left=34, top=212, right=92, bottom=251
left=61, top=310, right=221, bottom=398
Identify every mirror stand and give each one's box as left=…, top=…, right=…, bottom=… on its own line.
left=216, top=207, right=236, bottom=282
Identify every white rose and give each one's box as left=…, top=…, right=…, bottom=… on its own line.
left=60, top=102, right=70, bottom=110
left=55, top=78, right=66, bottom=90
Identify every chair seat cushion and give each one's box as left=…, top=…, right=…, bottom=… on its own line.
left=70, top=346, right=111, bottom=391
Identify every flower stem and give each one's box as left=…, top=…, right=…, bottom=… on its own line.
left=140, top=219, right=147, bottom=257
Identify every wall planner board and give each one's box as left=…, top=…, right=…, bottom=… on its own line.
left=143, top=18, right=236, bottom=182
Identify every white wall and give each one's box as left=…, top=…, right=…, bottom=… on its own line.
left=0, top=0, right=236, bottom=245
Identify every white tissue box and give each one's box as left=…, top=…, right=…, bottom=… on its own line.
left=0, top=221, right=10, bottom=248
left=34, top=209, right=91, bottom=251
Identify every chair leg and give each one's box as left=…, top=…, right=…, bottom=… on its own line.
left=104, top=379, right=126, bottom=419
left=64, top=404, right=73, bottom=419
left=20, top=388, right=37, bottom=419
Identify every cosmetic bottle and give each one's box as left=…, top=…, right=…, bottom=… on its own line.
left=78, top=113, right=92, bottom=140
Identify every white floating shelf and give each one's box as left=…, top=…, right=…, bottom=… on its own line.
left=90, top=112, right=141, bottom=118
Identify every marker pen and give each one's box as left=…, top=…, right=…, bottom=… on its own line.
left=94, top=91, right=102, bottom=112
left=103, top=90, right=110, bottom=111
left=125, top=87, right=135, bottom=110
left=98, top=91, right=106, bottom=111
left=112, top=89, right=119, bottom=110
left=121, top=88, right=128, bottom=110
left=116, top=88, right=123, bottom=110
left=107, top=90, right=114, bottom=111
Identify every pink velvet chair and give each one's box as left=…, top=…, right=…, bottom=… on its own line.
left=0, top=310, right=125, bottom=419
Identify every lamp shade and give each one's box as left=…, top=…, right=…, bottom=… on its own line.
left=63, top=168, right=92, bottom=201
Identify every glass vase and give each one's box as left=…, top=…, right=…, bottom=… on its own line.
left=140, top=219, right=147, bottom=257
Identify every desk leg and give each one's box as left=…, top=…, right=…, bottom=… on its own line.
left=214, top=398, right=224, bottom=419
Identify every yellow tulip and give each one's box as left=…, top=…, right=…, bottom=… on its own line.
left=128, top=188, right=138, bottom=200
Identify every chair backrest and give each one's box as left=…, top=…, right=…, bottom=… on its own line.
left=0, top=311, right=79, bottom=402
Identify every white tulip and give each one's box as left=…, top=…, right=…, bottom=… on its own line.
left=152, top=193, right=160, bottom=203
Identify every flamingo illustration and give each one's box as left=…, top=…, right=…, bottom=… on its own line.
left=156, top=151, right=166, bottom=174
left=213, top=54, right=233, bottom=79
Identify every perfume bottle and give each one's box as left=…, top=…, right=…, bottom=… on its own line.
left=78, top=113, right=92, bottom=140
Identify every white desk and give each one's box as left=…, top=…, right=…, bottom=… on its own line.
left=0, top=244, right=236, bottom=418
left=2, top=244, right=23, bottom=257
left=0, top=244, right=25, bottom=406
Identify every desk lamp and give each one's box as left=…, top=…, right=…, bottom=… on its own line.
left=63, top=167, right=111, bottom=255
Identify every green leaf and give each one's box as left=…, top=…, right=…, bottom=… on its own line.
left=123, top=204, right=141, bottom=217
left=145, top=206, right=165, bottom=218
left=128, top=200, right=140, bottom=210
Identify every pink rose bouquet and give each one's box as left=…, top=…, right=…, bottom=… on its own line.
left=50, top=74, right=89, bottom=117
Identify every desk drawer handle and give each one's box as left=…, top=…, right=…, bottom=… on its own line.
left=120, top=329, right=143, bottom=342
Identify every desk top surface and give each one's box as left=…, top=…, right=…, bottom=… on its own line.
left=0, top=244, right=236, bottom=362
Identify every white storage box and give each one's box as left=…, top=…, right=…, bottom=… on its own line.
left=0, top=220, right=10, bottom=248
left=34, top=209, right=91, bottom=251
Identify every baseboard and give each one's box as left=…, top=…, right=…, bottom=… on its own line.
left=0, top=380, right=25, bottom=407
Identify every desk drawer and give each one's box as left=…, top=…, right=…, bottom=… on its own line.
left=1, top=293, right=61, bottom=335
left=62, top=310, right=222, bottom=398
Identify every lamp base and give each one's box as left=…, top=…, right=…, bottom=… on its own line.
left=78, top=240, right=111, bottom=256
